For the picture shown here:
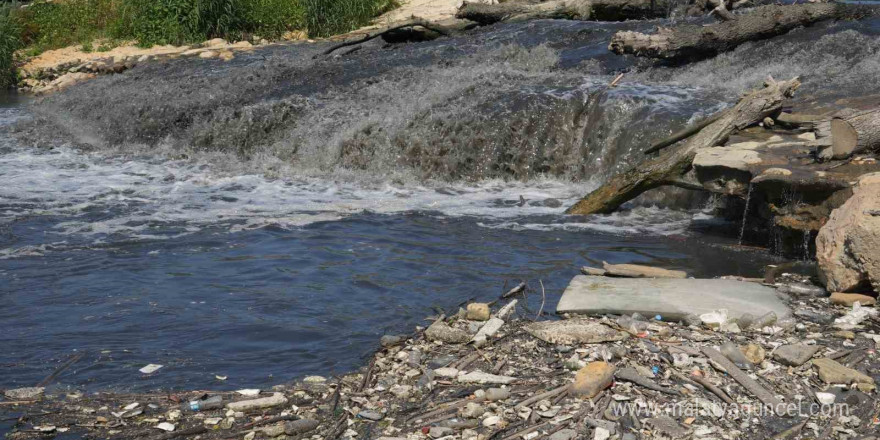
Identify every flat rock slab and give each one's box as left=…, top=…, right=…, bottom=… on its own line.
left=557, top=276, right=790, bottom=321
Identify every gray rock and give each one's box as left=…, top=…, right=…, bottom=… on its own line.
left=429, top=426, right=454, bottom=438
left=284, top=419, right=319, bottom=435
left=357, top=410, right=384, bottom=421
left=428, top=354, right=457, bottom=369
left=557, top=276, right=791, bottom=321
left=774, top=344, right=820, bottom=366
left=380, top=335, right=404, bottom=347
left=425, top=321, right=470, bottom=344
left=549, top=429, right=577, bottom=440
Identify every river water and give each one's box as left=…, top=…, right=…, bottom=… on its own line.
left=2, top=16, right=880, bottom=393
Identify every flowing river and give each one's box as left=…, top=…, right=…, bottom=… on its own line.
left=2, top=16, right=879, bottom=393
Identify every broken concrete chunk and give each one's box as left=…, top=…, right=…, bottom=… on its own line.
left=472, top=317, right=505, bottom=347
left=557, top=276, right=790, bottom=321
left=773, top=344, right=819, bottom=366
left=572, top=362, right=615, bottom=398
left=524, top=319, right=627, bottom=345
left=742, top=343, right=766, bottom=365
left=225, top=393, right=288, bottom=412
left=425, top=321, right=471, bottom=344
left=812, top=358, right=876, bottom=392
left=602, top=262, right=687, bottom=279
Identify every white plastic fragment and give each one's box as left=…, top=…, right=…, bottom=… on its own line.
left=834, top=303, right=879, bottom=329
left=457, top=371, right=516, bottom=384
left=236, top=389, right=261, bottom=396
left=155, top=422, right=175, bottom=432
left=139, top=364, right=163, bottom=374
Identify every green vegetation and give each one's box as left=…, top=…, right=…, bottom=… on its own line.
left=0, top=3, right=21, bottom=88
left=0, top=0, right=397, bottom=88
left=304, top=0, right=398, bottom=38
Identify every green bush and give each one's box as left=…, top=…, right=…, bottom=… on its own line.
left=0, top=3, right=21, bottom=88
left=304, top=0, right=396, bottom=38
left=15, top=0, right=120, bottom=52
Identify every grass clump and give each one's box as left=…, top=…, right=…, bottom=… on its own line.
left=0, top=3, right=22, bottom=89
left=1, top=0, right=398, bottom=88
left=304, top=0, right=398, bottom=38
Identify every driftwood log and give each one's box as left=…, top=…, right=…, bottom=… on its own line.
left=608, top=3, right=844, bottom=61
left=456, top=0, right=672, bottom=25
left=321, top=19, right=475, bottom=56
left=565, top=76, right=800, bottom=215
left=815, top=107, right=880, bottom=161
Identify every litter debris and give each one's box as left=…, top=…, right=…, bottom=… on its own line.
left=139, top=364, right=163, bottom=374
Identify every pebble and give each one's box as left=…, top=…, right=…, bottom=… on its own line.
left=482, top=416, right=502, bottom=427
left=357, top=410, right=383, bottom=421
left=816, top=392, right=836, bottom=405
left=380, top=335, right=404, bottom=347
left=460, top=402, right=485, bottom=418
left=549, top=429, right=577, bottom=440
left=773, top=344, right=820, bottom=366
left=742, top=343, right=766, bottom=364
left=485, top=387, right=510, bottom=401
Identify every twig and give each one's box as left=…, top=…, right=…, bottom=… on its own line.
left=236, top=414, right=298, bottom=433
left=702, top=347, right=782, bottom=411
left=515, top=384, right=571, bottom=409
left=609, top=73, right=624, bottom=87
left=534, top=280, right=546, bottom=321
left=358, top=356, right=377, bottom=392
left=685, top=372, right=735, bottom=404
left=502, top=281, right=527, bottom=299
left=37, top=352, right=84, bottom=387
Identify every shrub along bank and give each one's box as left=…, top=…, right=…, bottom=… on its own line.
left=0, top=0, right=398, bottom=88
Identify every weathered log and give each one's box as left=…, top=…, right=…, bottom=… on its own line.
left=815, top=107, right=880, bottom=161
left=321, top=19, right=471, bottom=56
left=566, top=77, right=800, bottom=215
left=609, top=3, right=844, bottom=61
left=644, top=112, right=723, bottom=155
left=456, top=0, right=671, bottom=25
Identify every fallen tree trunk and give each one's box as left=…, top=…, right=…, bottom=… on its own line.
left=565, top=77, right=800, bottom=215
left=608, top=3, right=844, bottom=61
left=815, top=107, right=880, bottom=161
left=321, top=19, right=474, bottom=56
left=456, top=0, right=672, bottom=25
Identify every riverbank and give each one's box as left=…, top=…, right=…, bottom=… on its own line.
left=3, top=267, right=879, bottom=440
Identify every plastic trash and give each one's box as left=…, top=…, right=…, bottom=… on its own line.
left=181, top=395, right=223, bottom=412
left=720, top=342, right=753, bottom=370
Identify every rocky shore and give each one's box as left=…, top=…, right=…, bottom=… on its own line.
left=3, top=266, right=879, bottom=440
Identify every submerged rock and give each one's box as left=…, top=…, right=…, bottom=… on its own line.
left=4, top=387, right=45, bottom=400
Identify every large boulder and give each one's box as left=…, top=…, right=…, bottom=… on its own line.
left=816, top=173, right=880, bottom=293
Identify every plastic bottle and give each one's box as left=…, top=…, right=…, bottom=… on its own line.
left=720, top=342, right=753, bottom=370
left=737, top=312, right=756, bottom=330
left=181, top=395, right=223, bottom=412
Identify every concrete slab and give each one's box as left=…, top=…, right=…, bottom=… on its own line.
left=557, top=275, right=790, bottom=320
